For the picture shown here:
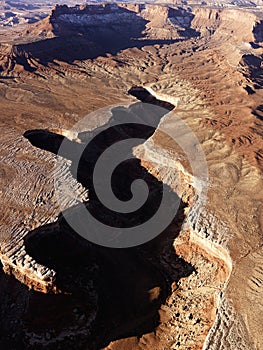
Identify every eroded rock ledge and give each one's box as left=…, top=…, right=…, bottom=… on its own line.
left=1, top=239, right=56, bottom=293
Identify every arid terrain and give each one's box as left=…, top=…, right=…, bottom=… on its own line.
left=0, top=2, right=262, bottom=350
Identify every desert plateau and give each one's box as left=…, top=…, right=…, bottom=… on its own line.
left=0, top=1, right=262, bottom=349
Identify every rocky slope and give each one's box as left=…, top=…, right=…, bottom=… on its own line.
left=0, top=3, right=262, bottom=350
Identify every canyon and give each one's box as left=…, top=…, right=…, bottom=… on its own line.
left=0, top=2, right=262, bottom=350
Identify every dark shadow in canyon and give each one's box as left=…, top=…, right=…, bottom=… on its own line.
left=0, top=75, right=16, bottom=79
left=240, top=54, right=263, bottom=89
left=252, top=104, right=263, bottom=121
left=24, top=87, right=176, bottom=228
left=17, top=37, right=182, bottom=65
left=0, top=202, right=193, bottom=350
left=244, top=84, right=255, bottom=95
left=240, top=54, right=263, bottom=124
left=178, top=28, right=200, bottom=38
left=252, top=20, right=263, bottom=43
left=0, top=87, right=196, bottom=349
left=17, top=201, right=193, bottom=350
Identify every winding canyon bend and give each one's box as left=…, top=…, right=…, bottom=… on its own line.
left=0, top=3, right=263, bottom=350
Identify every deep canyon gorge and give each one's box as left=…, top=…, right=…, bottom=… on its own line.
left=0, top=2, right=262, bottom=350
